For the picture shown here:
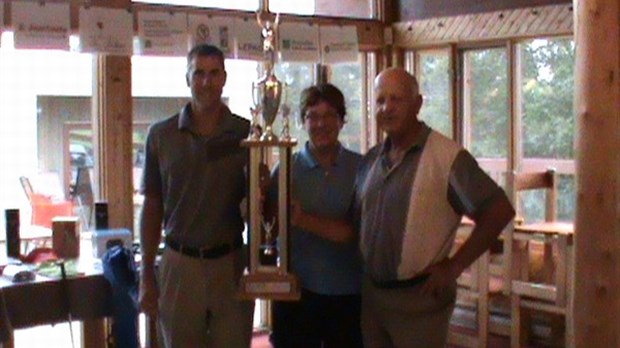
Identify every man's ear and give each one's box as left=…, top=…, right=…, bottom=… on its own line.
left=185, top=72, right=191, bottom=87
left=414, top=94, right=423, bottom=115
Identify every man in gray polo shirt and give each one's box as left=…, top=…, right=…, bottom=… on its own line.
left=354, top=68, right=515, bottom=347
left=138, top=44, right=253, bottom=348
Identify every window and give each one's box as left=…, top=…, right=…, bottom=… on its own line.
left=329, top=62, right=364, bottom=153
left=0, top=32, right=92, bottom=228
left=273, top=62, right=316, bottom=148
left=416, top=49, right=452, bottom=138
left=518, top=38, right=575, bottom=222
left=132, top=0, right=258, bottom=11
left=270, top=0, right=375, bottom=18
left=0, top=32, right=93, bottom=346
left=461, top=47, right=510, bottom=186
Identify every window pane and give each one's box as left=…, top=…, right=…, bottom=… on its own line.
left=270, top=0, right=374, bottom=18
left=329, top=63, right=363, bottom=153
left=132, top=0, right=258, bottom=11
left=519, top=38, right=576, bottom=222
left=274, top=62, right=315, bottom=149
left=462, top=48, right=509, bottom=186
left=0, top=32, right=92, bottom=237
left=417, top=50, right=452, bottom=138
left=131, top=55, right=258, bottom=225
left=521, top=38, right=575, bottom=160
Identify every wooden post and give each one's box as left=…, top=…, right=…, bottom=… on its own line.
left=92, top=55, right=134, bottom=233
left=82, top=319, right=108, bottom=348
left=573, top=0, right=620, bottom=347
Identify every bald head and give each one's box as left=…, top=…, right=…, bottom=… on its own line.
left=374, top=67, right=420, bottom=99
left=373, top=67, right=424, bottom=144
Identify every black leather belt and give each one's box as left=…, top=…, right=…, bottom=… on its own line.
left=165, top=236, right=243, bottom=259
left=372, top=273, right=430, bottom=289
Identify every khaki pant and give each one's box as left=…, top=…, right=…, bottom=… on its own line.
left=157, top=247, right=254, bottom=348
left=361, top=276, right=456, bottom=348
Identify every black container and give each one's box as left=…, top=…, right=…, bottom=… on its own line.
left=5, top=209, right=20, bottom=258
left=94, top=201, right=109, bottom=230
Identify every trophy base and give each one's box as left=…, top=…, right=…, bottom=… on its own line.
left=238, top=272, right=301, bottom=301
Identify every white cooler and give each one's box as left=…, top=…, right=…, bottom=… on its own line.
left=91, top=228, right=133, bottom=258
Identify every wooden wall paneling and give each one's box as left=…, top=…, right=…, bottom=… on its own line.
left=573, top=0, right=620, bottom=346
left=398, top=0, right=571, bottom=21
left=357, top=22, right=385, bottom=51
left=394, top=4, right=573, bottom=48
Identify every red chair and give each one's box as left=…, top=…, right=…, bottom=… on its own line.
left=20, top=176, right=75, bottom=229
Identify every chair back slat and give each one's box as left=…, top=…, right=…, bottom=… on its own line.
left=513, top=168, right=557, bottom=222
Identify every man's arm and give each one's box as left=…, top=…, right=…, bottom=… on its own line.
left=421, top=191, right=514, bottom=295
left=138, top=193, right=163, bottom=316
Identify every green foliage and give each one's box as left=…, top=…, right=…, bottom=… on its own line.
left=274, top=62, right=314, bottom=148
left=419, top=52, right=452, bottom=137
left=330, top=64, right=363, bottom=152
left=273, top=62, right=363, bottom=153
left=521, top=38, right=575, bottom=159
left=466, top=48, right=509, bottom=158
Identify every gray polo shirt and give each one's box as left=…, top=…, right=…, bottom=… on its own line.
left=354, top=123, right=505, bottom=282
left=140, top=103, right=250, bottom=248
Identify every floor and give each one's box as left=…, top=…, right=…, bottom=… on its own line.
left=12, top=325, right=509, bottom=348
left=251, top=333, right=272, bottom=348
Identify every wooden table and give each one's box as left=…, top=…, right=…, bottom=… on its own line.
left=513, top=221, right=574, bottom=301
left=0, top=262, right=112, bottom=348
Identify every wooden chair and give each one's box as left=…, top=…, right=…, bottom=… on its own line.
left=448, top=217, right=506, bottom=348
left=448, top=218, right=490, bottom=347
left=509, top=169, right=575, bottom=347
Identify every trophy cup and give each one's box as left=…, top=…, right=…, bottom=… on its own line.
left=238, top=3, right=300, bottom=301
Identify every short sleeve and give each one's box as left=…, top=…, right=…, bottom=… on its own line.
left=139, top=128, right=162, bottom=196
left=447, top=150, right=503, bottom=217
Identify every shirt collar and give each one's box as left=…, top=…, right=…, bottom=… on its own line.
left=178, top=102, right=236, bottom=137
left=380, top=121, right=432, bottom=156
left=298, top=141, right=344, bottom=169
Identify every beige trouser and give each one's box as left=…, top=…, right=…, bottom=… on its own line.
left=361, top=276, right=456, bottom=348
left=157, top=247, right=254, bottom=348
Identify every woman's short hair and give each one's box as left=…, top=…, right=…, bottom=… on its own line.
left=299, top=83, right=346, bottom=124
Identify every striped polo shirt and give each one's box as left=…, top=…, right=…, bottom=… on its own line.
left=354, top=123, right=505, bottom=283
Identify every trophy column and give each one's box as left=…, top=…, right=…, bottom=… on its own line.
left=238, top=0, right=300, bottom=301
left=239, top=138, right=300, bottom=300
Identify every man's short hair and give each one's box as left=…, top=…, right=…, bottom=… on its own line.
left=299, top=83, right=347, bottom=123
left=186, top=44, right=225, bottom=70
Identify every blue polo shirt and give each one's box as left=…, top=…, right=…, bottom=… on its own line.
left=271, top=142, right=362, bottom=295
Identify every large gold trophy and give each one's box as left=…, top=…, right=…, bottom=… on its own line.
left=238, top=1, right=300, bottom=301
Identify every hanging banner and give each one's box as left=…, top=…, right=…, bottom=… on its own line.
left=279, top=22, right=320, bottom=63
left=319, top=25, right=359, bottom=64
left=12, top=2, right=70, bottom=50
left=137, top=11, right=187, bottom=56
left=79, top=6, right=133, bottom=55
left=235, top=17, right=263, bottom=61
left=188, top=15, right=234, bottom=58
